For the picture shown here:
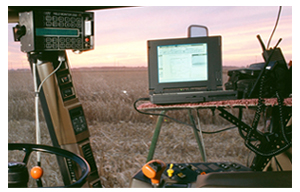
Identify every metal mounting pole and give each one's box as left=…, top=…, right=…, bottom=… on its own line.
left=147, top=111, right=166, bottom=162
left=188, top=109, right=207, bottom=162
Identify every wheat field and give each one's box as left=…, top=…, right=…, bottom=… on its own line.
left=8, top=67, right=257, bottom=188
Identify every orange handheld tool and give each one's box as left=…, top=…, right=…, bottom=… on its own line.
left=142, top=159, right=166, bottom=187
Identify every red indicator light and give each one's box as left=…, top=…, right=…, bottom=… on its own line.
left=85, top=37, right=90, bottom=42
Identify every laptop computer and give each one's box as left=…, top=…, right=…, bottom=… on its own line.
left=147, top=36, right=237, bottom=104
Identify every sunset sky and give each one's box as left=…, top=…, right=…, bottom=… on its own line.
left=7, top=5, right=292, bottom=69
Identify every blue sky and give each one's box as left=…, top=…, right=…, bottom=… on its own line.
left=7, top=6, right=292, bottom=69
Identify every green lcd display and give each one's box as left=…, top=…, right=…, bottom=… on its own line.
left=35, top=28, right=79, bottom=37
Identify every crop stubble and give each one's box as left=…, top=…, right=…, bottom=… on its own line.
left=8, top=68, right=256, bottom=187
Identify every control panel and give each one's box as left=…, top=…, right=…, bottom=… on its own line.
left=17, top=10, right=94, bottom=52
left=55, top=61, right=76, bottom=101
left=69, top=107, right=88, bottom=135
left=131, top=162, right=251, bottom=188
left=30, top=51, right=101, bottom=187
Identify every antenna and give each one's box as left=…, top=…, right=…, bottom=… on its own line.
left=267, top=6, right=282, bottom=49
left=256, top=34, right=266, bottom=52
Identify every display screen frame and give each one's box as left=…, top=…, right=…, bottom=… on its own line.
left=148, top=36, right=223, bottom=93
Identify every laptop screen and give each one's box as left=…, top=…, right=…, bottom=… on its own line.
left=157, top=43, right=208, bottom=83
left=148, top=36, right=223, bottom=93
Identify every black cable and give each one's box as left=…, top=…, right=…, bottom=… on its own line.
left=267, top=6, right=282, bottom=49
left=246, top=92, right=291, bottom=157
left=274, top=156, right=283, bottom=171
left=250, top=37, right=282, bottom=128
left=133, top=97, right=195, bottom=129
left=133, top=98, right=238, bottom=134
left=276, top=91, right=290, bottom=144
left=202, top=126, right=237, bottom=134
left=251, top=74, right=266, bottom=129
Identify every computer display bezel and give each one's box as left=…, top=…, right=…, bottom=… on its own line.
left=148, top=36, right=223, bottom=94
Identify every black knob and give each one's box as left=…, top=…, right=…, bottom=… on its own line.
left=8, top=162, right=29, bottom=188
left=13, top=25, right=26, bottom=42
